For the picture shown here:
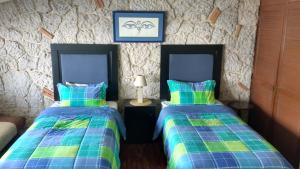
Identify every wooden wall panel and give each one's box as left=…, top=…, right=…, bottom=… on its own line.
left=250, top=80, right=274, bottom=139
left=251, top=80, right=274, bottom=114
left=250, top=3, right=285, bottom=140
left=289, top=0, right=300, bottom=2
left=252, top=0, right=300, bottom=167
left=273, top=92, right=300, bottom=167
left=272, top=2, right=300, bottom=167
left=274, top=91, right=300, bottom=136
left=261, top=0, right=286, bottom=7
left=278, top=39, right=300, bottom=94
left=253, top=38, right=281, bottom=85
left=252, top=4, right=285, bottom=96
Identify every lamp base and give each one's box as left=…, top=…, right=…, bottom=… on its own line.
left=130, top=99, right=152, bottom=106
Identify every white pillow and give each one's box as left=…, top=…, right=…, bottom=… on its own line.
left=65, top=82, right=88, bottom=87
left=50, top=101, right=118, bottom=110
left=161, top=100, right=223, bottom=108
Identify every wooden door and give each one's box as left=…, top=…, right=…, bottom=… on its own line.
left=250, top=1, right=286, bottom=140
left=272, top=1, right=300, bottom=167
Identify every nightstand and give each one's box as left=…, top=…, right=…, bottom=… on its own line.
left=123, top=99, right=159, bottom=144
left=228, top=101, right=253, bottom=123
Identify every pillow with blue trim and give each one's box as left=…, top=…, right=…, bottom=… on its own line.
left=167, top=80, right=216, bottom=105
left=57, top=82, right=107, bottom=107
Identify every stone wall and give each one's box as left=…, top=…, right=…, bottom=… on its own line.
left=0, top=0, right=260, bottom=124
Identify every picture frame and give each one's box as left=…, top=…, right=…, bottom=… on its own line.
left=113, top=11, right=165, bottom=42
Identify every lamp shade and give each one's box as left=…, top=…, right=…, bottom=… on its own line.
left=134, top=75, right=147, bottom=87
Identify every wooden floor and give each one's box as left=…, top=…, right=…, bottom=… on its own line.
left=120, top=140, right=167, bottom=169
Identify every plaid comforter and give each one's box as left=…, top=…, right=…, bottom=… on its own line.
left=0, top=107, right=125, bottom=169
left=153, top=105, right=292, bottom=169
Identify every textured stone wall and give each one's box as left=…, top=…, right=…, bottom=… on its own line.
left=0, top=0, right=260, bottom=124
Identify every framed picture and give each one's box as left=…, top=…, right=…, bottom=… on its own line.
left=113, top=11, right=165, bottom=42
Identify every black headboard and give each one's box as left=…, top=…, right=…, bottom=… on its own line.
left=160, top=45, right=223, bottom=100
left=51, top=44, right=118, bottom=101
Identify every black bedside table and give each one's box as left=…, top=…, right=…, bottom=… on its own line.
left=228, top=101, right=253, bottom=123
left=123, top=99, right=159, bottom=144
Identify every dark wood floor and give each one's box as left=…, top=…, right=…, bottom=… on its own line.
left=120, top=140, right=167, bottom=169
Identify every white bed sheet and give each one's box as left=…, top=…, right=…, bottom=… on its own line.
left=50, top=101, right=118, bottom=110
left=0, top=122, right=17, bottom=151
left=161, top=100, right=223, bottom=108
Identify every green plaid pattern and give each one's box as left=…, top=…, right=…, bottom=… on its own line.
left=57, top=82, right=107, bottom=107
left=157, top=108, right=292, bottom=169
left=0, top=107, right=122, bottom=169
left=167, top=80, right=216, bottom=105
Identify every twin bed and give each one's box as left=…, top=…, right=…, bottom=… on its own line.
left=155, top=45, right=292, bottom=169
left=0, top=44, right=292, bottom=169
left=0, top=44, right=125, bottom=169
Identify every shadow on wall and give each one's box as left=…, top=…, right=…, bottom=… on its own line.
left=249, top=106, right=300, bottom=168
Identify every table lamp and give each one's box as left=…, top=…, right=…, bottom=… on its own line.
left=130, top=75, right=152, bottom=106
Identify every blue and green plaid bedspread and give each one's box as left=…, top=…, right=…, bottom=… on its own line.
left=153, top=105, right=292, bottom=169
left=0, top=107, right=126, bottom=169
